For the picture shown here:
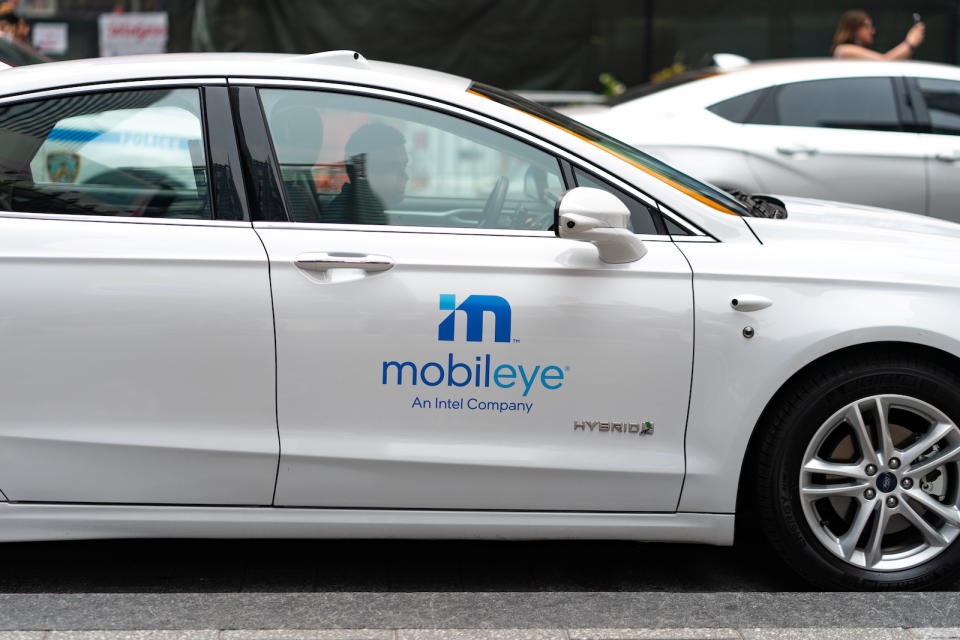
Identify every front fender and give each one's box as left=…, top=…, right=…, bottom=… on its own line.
left=675, top=240, right=960, bottom=513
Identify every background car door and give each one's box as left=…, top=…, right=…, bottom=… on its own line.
left=740, top=77, right=926, bottom=214
left=0, top=85, right=279, bottom=504
left=252, top=84, right=694, bottom=512
left=910, top=77, right=960, bottom=222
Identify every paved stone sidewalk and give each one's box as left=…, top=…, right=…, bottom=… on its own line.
left=1, top=629, right=960, bottom=640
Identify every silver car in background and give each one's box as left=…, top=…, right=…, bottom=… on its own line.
left=568, top=59, right=960, bottom=222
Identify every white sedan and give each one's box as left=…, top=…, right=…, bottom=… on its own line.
left=0, top=51, right=959, bottom=591
left=566, top=59, right=960, bottom=222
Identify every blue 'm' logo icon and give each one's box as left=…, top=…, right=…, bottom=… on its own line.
left=438, top=294, right=512, bottom=343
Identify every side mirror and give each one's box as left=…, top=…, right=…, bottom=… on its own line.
left=555, top=187, right=647, bottom=264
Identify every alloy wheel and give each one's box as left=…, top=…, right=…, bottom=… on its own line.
left=800, top=394, right=960, bottom=571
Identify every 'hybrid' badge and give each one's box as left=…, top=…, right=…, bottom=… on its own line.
left=574, top=420, right=654, bottom=437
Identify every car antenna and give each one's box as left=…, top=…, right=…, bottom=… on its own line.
left=296, top=50, right=369, bottom=68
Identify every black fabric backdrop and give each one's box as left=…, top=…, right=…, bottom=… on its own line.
left=192, top=0, right=595, bottom=90
left=188, top=0, right=960, bottom=92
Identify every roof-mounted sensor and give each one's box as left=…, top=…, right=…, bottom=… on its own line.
left=296, top=50, right=369, bottom=68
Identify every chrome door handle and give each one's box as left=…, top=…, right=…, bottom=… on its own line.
left=730, top=295, right=773, bottom=312
left=935, top=152, right=960, bottom=163
left=295, top=252, right=395, bottom=273
left=776, top=144, right=818, bottom=156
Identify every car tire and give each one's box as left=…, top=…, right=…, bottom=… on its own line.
left=754, top=352, right=960, bottom=590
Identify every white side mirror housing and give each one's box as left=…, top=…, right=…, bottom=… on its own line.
left=555, top=187, right=647, bottom=264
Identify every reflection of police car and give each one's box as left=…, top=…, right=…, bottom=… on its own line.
left=2, top=52, right=960, bottom=591
left=28, top=99, right=209, bottom=218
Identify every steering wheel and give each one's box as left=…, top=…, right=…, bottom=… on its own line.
left=479, top=176, right=509, bottom=228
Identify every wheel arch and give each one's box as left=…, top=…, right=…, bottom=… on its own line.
left=734, top=340, right=960, bottom=536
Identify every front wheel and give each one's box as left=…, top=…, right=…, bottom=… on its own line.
left=755, top=354, right=960, bottom=590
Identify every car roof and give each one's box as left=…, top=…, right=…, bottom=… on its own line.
left=0, top=51, right=473, bottom=100
left=725, top=57, right=960, bottom=78
left=613, top=57, right=960, bottom=111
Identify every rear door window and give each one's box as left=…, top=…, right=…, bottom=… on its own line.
left=915, top=78, right=960, bottom=135
left=0, top=88, right=212, bottom=219
left=768, top=77, right=901, bottom=131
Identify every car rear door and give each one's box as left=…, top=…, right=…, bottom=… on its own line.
left=239, top=80, right=694, bottom=512
left=0, top=81, right=279, bottom=505
left=740, top=76, right=927, bottom=214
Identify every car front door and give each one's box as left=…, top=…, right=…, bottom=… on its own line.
left=741, top=77, right=926, bottom=214
left=909, top=76, right=960, bottom=222
left=0, top=83, right=279, bottom=505
left=246, top=82, right=694, bottom=512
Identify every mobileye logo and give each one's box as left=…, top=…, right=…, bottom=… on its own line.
left=380, top=294, right=567, bottom=397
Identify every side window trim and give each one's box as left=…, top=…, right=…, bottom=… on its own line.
left=657, top=201, right=712, bottom=239
left=559, top=157, right=577, bottom=192
left=202, top=86, right=249, bottom=221
left=229, top=85, right=289, bottom=222
left=892, top=76, right=919, bottom=131
left=905, top=77, right=932, bottom=131
left=0, top=78, right=227, bottom=108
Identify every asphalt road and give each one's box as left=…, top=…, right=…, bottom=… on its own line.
left=2, top=539, right=960, bottom=630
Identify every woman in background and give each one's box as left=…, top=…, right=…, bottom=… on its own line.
left=832, top=10, right=924, bottom=59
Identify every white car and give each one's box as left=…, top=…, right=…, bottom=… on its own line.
left=1, top=51, right=960, bottom=591
left=567, top=59, right=960, bottom=222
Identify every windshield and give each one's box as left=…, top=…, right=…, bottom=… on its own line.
left=469, top=81, right=747, bottom=217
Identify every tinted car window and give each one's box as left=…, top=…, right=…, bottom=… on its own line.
left=916, top=78, right=960, bottom=136
left=0, top=89, right=211, bottom=219
left=573, top=168, right=660, bottom=235
left=707, top=89, right=766, bottom=123
left=260, top=88, right=565, bottom=231
left=774, top=78, right=901, bottom=131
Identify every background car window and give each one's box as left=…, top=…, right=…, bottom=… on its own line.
left=572, top=168, right=660, bottom=235
left=259, top=88, right=565, bottom=231
left=916, top=78, right=960, bottom=136
left=0, top=89, right=211, bottom=219
left=707, top=89, right=766, bottom=123
left=772, top=78, right=901, bottom=131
